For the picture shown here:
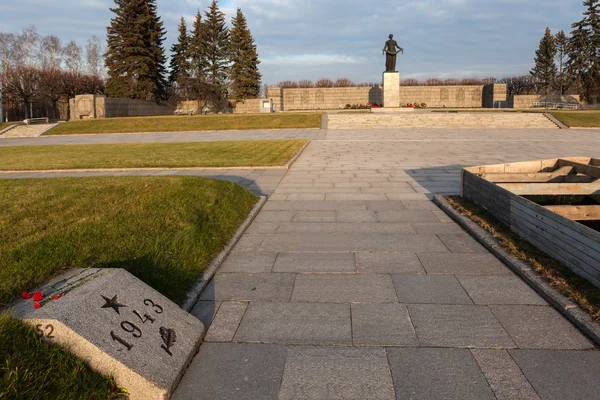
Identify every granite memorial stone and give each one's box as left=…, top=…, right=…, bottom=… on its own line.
left=12, top=268, right=205, bottom=400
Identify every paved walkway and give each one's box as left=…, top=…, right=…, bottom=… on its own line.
left=171, top=129, right=600, bottom=400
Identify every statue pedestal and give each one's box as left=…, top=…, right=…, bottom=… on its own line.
left=382, top=72, right=400, bottom=108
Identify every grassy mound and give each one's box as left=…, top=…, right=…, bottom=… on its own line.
left=0, top=140, right=307, bottom=171
left=46, top=113, right=323, bottom=135
left=0, top=314, right=122, bottom=399
left=0, top=176, right=257, bottom=304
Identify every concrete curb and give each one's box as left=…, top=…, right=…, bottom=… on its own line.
left=543, top=113, right=569, bottom=129
left=180, top=195, right=267, bottom=312
left=0, top=125, right=17, bottom=136
left=321, top=114, right=329, bottom=129
left=284, top=139, right=310, bottom=169
left=433, top=194, right=600, bottom=347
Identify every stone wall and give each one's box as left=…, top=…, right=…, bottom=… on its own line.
left=233, top=99, right=264, bottom=114
left=508, top=94, right=581, bottom=108
left=70, top=94, right=174, bottom=120
left=268, top=84, right=507, bottom=111
left=276, top=87, right=383, bottom=111
left=399, top=86, right=484, bottom=108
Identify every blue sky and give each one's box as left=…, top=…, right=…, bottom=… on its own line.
left=0, top=0, right=584, bottom=84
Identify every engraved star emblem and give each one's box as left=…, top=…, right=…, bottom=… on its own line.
left=101, top=295, right=127, bottom=314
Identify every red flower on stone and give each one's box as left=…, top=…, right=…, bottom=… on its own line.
left=34, top=301, right=41, bottom=309
left=21, top=291, right=32, bottom=299
left=33, top=291, right=43, bottom=301
left=53, top=295, right=60, bottom=300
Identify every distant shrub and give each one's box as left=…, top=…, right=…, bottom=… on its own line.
left=315, top=78, right=334, bottom=88
left=278, top=80, right=299, bottom=88
left=334, top=77, right=354, bottom=87
left=298, top=80, right=314, bottom=88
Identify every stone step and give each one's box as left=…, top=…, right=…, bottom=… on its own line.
left=327, top=113, right=558, bottom=129
left=1, top=123, right=59, bottom=138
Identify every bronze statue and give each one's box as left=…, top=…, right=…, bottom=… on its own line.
left=382, top=34, right=403, bottom=72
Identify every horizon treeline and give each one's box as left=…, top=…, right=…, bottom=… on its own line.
left=105, top=0, right=261, bottom=108
left=0, top=27, right=104, bottom=120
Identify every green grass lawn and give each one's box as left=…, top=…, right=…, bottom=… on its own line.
left=549, top=110, right=600, bottom=127
left=0, top=176, right=257, bottom=304
left=0, top=140, right=307, bottom=171
left=0, top=122, right=15, bottom=131
left=47, top=113, right=323, bottom=135
left=0, top=314, right=122, bottom=399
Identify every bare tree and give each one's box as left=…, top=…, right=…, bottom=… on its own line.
left=3, top=65, right=41, bottom=118
left=423, top=78, right=444, bottom=86
left=278, top=80, right=299, bottom=88
left=315, top=78, right=334, bottom=88
left=500, top=75, right=538, bottom=96
left=400, top=78, right=419, bottom=86
left=443, top=78, right=460, bottom=86
left=334, top=77, right=354, bottom=87
left=85, top=35, right=102, bottom=77
left=13, top=26, right=40, bottom=66
left=40, top=35, right=63, bottom=69
left=64, top=40, right=82, bottom=74
left=298, top=80, right=314, bottom=88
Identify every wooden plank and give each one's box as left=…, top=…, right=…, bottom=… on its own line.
left=481, top=167, right=575, bottom=183
left=558, top=159, right=600, bottom=179
left=510, top=197, right=600, bottom=250
left=510, top=219, right=600, bottom=288
left=510, top=191, right=600, bottom=242
left=510, top=203, right=600, bottom=265
left=544, top=205, right=600, bottom=221
left=498, top=182, right=600, bottom=195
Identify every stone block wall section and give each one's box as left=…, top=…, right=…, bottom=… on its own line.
left=508, top=95, right=581, bottom=108
left=70, top=95, right=174, bottom=120
left=268, top=84, right=506, bottom=111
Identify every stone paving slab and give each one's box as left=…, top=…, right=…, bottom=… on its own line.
left=408, top=304, right=516, bottom=348
left=471, top=349, right=541, bottom=400
left=259, top=233, right=449, bottom=252
left=387, top=348, right=496, bottom=400
left=291, top=274, right=398, bottom=303
left=489, top=305, right=594, bottom=349
left=198, top=273, right=295, bottom=302
left=219, top=252, right=278, bottom=273
left=172, top=343, right=287, bottom=400
left=278, top=346, right=396, bottom=400
left=456, top=275, right=547, bottom=305
left=417, top=253, right=512, bottom=275
left=273, top=252, right=356, bottom=273
left=438, top=233, right=489, bottom=253
left=351, top=303, right=418, bottom=346
left=393, top=274, right=473, bottom=304
left=355, top=252, right=425, bottom=274
left=234, top=302, right=351, bottom=345
left=509, top=349, right=600, bottom=400
left=275, top=222, right=416, bottom=234
left=204, top=301, right=248, bottom=342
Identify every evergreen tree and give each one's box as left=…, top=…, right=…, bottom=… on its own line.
left=189, top=10, right=208, bottom=81
left=567, top=22, right=590, bottom=95
left=201, top=1, right=230, bottom=94
left=229, top=8, right=262, bottom=100
left=555, top=30, right=569, bottom=95
left=105, top=0, right=167, bottom=100
left=169, top=17, right=191, bottom=85
left=530, top=27, right=557, bottom=95
left=569, top=0, right=600, bottom=102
